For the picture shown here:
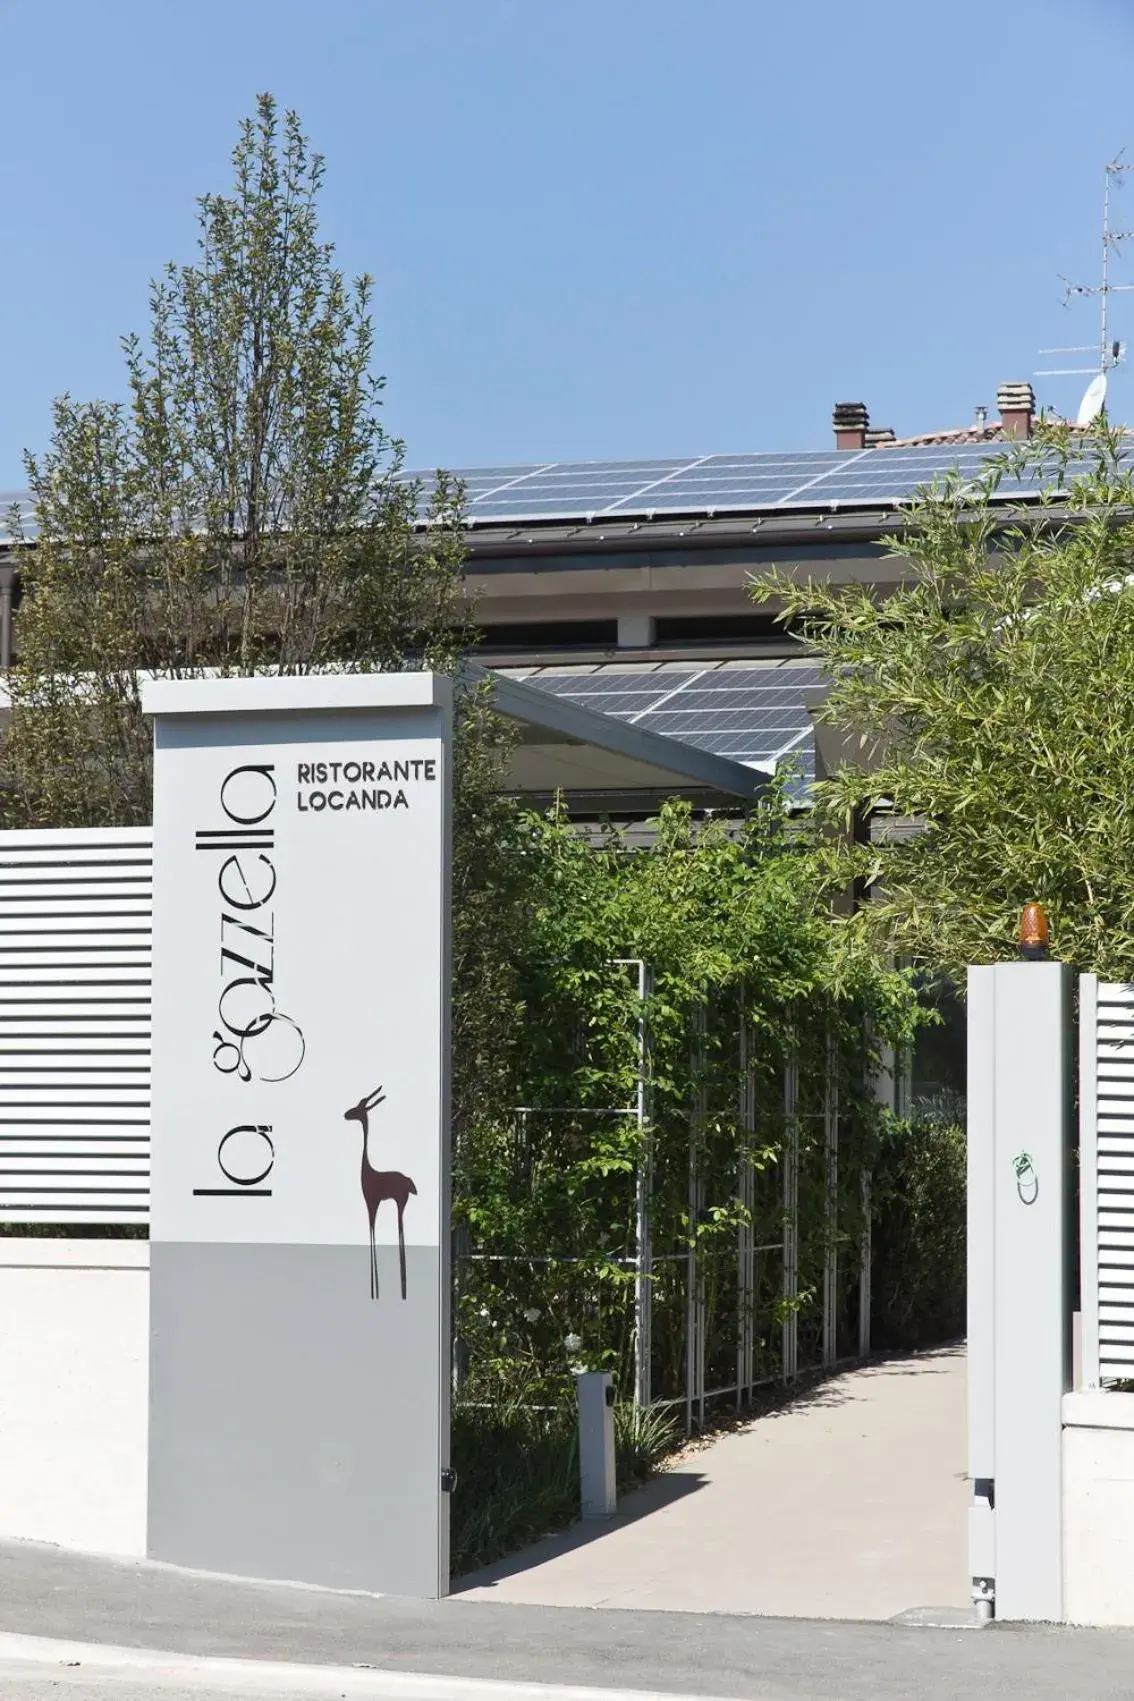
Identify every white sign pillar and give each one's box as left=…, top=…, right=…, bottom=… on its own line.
left=142, top=675, right=452, bottom=1598
left=967, top=961, right=1073, bottom=1623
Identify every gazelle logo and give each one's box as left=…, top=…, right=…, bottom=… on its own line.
left=343, top=1087, right=417, bottom=1300
left=192, top=762, right=306, bottom=1201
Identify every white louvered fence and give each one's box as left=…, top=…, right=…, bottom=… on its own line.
left=0, top=828, right=152, bottom=1224
left=1080, top=975, right=1134, bottom=1386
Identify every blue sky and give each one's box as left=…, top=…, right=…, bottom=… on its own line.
left=1, top=0, right=1132, bottom=477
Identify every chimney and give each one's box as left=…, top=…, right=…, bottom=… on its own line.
left=833, top=401, right=869, bottom=450
left=997, top=382, right=1035, bottom=441
left=864, top=426, right=896, bottom=447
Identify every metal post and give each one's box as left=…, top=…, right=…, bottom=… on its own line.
left=858, top=1169, right=872, bottom=1360
left=633, top=961, right=653, bottom=1408
left=686, top=1004, right=707, bottom=1432
left=862, top=1028, right=896, bottom=1363
left=576, top=1371, right=617, bottom=1518
left=823, top=1028, right=839, bottom=1368
left=451, top=1219, right=471, bottom=1393
left=0, top=574, right=13, bottom=671
left=782, top=1053, right=799, bottom=1383
left=737, top=1003, right=756, bottom=1409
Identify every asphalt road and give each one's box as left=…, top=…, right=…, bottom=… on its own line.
left=1, top=1632, right=1134, bottom=1701
left=3, top=1541, right=1134, bottom=1700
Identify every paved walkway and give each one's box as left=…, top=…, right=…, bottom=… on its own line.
left=458, top=1348, right=969, bottom=1619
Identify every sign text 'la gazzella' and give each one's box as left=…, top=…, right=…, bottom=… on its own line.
left=191, top=763, right=306, bottom=1200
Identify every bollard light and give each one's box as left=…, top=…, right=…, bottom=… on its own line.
left=575, top=1371, right=617, bottom=1518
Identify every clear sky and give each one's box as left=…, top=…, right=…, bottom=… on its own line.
left=1, top=0, right=1133, bottom=479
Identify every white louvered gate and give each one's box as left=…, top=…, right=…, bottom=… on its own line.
left=0, top=828, right=152, bottom=1224
left=1080, top=974, right=1134, bottom=1387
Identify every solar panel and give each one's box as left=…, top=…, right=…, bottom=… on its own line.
left=407, top=440, right=1082, bottom=525
left=553, top=692, right=660, bottom=717
left=417, top=466, right=539, bottom=497
left=470, top=499, right=626, bottom=519
left=514, top=662, right=819, bottom=776
left=985, top=454, right=1128, bottom=499
left=449, top=438, right=1134, bottom=525
left=643, top=700, right=809, bottom=725
left=783, top=478, right=938, bottom=505
left=643, top=709, right=803, bottom=734
left=603, top=453, right=850, bottom=515
left=4, top=440, right=1125, bottom=542
left=499, top=471, right=670, bottom=490
left=8, top=437, right=1126, bottom=551
left=534, top=671, right=678, bottom=697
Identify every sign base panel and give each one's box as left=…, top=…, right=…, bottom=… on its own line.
left=148, top=1241, right=444, bottom=1596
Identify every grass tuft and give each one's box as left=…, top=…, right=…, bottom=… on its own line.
left=451, top=1396, right=677, bottom=1576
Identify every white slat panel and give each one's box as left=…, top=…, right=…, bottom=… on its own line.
left=0, top=1143, right=147, bottom=1160
left=0, top=905, right=152, bottom=920
left=0, top=1081, right=149, bottom=1100
left=0, top=1071, right=147, bottom=1088
left=0, top=1001, right=150, bottom=1014
left=0, top=1024, right=149, bottom=1040
left=1084, top=982, right=1134, bottom=1382
left=0, top=1163, right=148, bottom=1177
left=0, top=1192, right=147, bottom=1213
left=0, top=974, right=150, bottom=988
left=0, top=828, right=153, bottom=1224
left=0, top=1117, right=150, bottom=1127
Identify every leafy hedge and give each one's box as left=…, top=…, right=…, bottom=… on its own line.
left=453, top=789, right=921, bottom=1408
left=870, top=1108, right=966, bottom=1350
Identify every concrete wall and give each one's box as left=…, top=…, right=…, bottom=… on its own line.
left=1063, top=1391, right=1134, bottom=1626
left=0, top=1239, right=148, bottom=1557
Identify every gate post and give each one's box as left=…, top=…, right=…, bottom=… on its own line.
left=968, top=958, right=1073, bottom=1622
left=143, top=674, right=453, bottom=1599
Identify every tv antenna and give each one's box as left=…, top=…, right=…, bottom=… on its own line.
left=1037, top=153, right=1134, bottom=410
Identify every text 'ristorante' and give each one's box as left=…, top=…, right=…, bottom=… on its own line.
left=296, top=756, right=439, bottom=814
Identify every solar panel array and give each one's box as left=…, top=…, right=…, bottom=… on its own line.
left=409, top=440, right=1134, bottom=527
left=504, top=659, right=821, bottom=778
left=2, top=441, right=1130, bottom=542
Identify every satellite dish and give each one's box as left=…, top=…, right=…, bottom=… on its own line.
left=1077, top=370, right=1108, bottom=427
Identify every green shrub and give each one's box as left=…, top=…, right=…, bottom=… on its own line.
left=450, top=1400, right=578, bottom=1576
left=870, top=1109, right=966, bottom=1350
left=614, top=1398, right=680, bottom=1485
left=450, top=1396, right=678, bottom=1576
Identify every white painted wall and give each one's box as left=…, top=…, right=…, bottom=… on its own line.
left=1063, top=1391, right=1134, bottom=1626
left=0, top=1239, right=148, bottom=1557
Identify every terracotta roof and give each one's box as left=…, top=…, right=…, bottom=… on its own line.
left=879, top=420, right=1093, bottom=449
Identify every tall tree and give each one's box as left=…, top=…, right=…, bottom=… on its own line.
left=749, top=422, right=1134, bottom=978
left=4, top=94, right=470, bottom=826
